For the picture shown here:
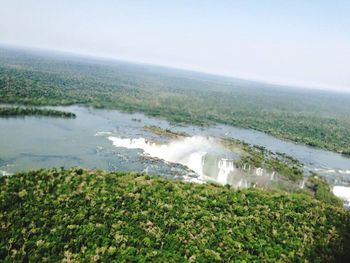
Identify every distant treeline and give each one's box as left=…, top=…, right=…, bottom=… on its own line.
left=1, top=48, right=350, bottom=154
left=0, top=107, right=76, bottom=118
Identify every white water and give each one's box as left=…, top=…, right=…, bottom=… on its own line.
left=217, top=159, right=235, bottom=184
left=256, top=167, right=264, bottom=176
left=237, top=178, right=249, bottom=188
left=107, top=135, right=242, bottom=185
left=107, top=136, right=218, bottom=180
left=106, top=135, right=294, bottom=188
left=333, top=186, right=350, bottom=204
left=106, top=134, right=350, bottom=200
left=187, top=152, right=206, bottom=177
left=313, top=168, right=350, bottom=175
left=299, top=177, right=307, bottom=189
left=94, top=131, right=112, bottom=137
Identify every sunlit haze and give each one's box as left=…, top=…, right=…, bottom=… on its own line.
left=1, top=0, right=350, bottom=91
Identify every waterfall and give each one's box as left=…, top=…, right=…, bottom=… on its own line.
left=187, top=152, right=206, bottom=178
left=236, top=178, right=249, bottom=188
left=256, top=167, right=263, bottom=176
left=217, top=158, right=235, bottom=184
left=270, top=171, right=275, bottom=180
left=107, top=135, right=213, bottom=179
left=299, top=177, right=307, bottom=189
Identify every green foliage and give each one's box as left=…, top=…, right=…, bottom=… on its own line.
left=1, top=168, right=350, bottom=262
left=0, top=106, right=76, bottom=118
left=306, top=173, right=344, bottom=207
left=223, top=138, right=304, bottom=182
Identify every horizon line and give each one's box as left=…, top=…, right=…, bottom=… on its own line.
left=1, top=42, right=349, bottom=94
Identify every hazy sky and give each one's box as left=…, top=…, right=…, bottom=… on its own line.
left=1, top=0, right=349, bottom=91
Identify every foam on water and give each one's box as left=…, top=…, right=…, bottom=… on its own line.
left=314, top=168, right=350, bottom=174
left=107, top=136, right=217, bottom=180
left=94, top=131, right=112, bottom=136
left=107, top=135, right=243, bottom=186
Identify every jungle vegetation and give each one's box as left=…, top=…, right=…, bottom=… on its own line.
left=306, top=173, right=344, bottom=207
left=0, top=106, right=76, bottom=118
left=1, top=48, right=350, bottom=154
left=1, top=168, right=349, bottom=262
left=223, top=138, right=304, bottom=182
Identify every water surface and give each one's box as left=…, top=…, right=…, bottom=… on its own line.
left=1, top=105, right=350, bottom=200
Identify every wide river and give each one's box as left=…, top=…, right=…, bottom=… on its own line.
left=1, top=105, right=350, bottom=201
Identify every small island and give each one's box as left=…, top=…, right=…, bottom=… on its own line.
left=0, top=107, right=76, bottom=118
left=143, top=125, right=189, bottom=139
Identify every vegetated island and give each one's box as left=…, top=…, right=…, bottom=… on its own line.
left=0, top=107, right=76, bottom=118
left=1, top=48, right=350, bottom=154
left=0, top=168, right=349, bottom=262
left=143, top=125, right=190, bottom=139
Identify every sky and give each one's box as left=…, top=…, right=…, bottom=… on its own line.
left=0, top=0, right=350, bottom=91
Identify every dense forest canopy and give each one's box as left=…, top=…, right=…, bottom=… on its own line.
left=1, top=47, right=350, bottom=262
left=1, top=47, right=350, bottom=154
left=1, top=168, right=349, bottom=262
